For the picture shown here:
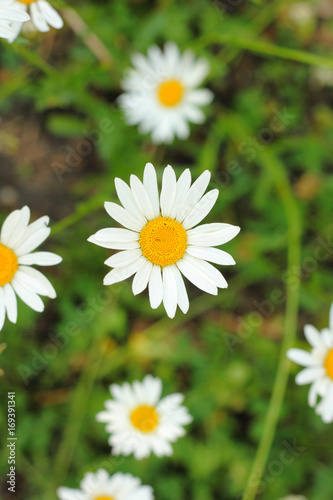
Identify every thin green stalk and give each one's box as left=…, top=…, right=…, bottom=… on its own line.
left=11, top=43, right=57, bottom=77
left=220, top=113, right=302, bottom=500
left=51, top=193, right=107, bottom=236
left=194, top=33, right=333, bottom=69
left=241, top=149, right=301, bottom=500
left=47, top=335, right=109, bottom=498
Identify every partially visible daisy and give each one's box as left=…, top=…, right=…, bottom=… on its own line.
left=119, top=42, right=213, bottom=143
left=3, top=0, right=63, bottom=42
left=88, top=163, right=240, bottom=319
left=96, top=374, right=192, bottom=459
left=0, top=1, right=29, bottom=38
left=287, top=303, right=333, bottom=423
left=0, top=206, right=62, bottom=331
left=57, top=469, right=154, bottom=500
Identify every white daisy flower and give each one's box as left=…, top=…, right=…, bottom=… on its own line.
left=119, top=42, right=214, bottom=144
left=96, top=375, right=192, bottom=460
left=287, top=303, right=333, bottom=423
left=88, top=163, right=240, bottom=319
left=2, top=0, right=63, bottom=42
left=0, top=206, right=62, bottom=331
left=57, top=469, right=154, bottom=500
left=0, top=1, right=29, bottom=39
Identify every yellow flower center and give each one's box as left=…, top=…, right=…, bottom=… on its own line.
left=157, top=79, right=184, bottom=107
left=325, top=349, right=333, bottom=379
left=139, top=216, right=187, bottom=267
left=130, top=405, right=159, bottom=433
left=94, top=497, right=115, bottom=500
left=18, top=0, right=34, bottom=5
left=0, top=243, right=18, bottom=286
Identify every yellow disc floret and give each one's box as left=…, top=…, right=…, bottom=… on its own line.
left=325, top=349, right=333, bottom=379
left=158, top=80, right=184, bottom=107
left=130, top=405, right=159, bottom=433
left=94, top=497, right=115, bottom=500
left=0, top=243, right=18, bottom=286
left=139, top=216, right=187, bottom=267
left=18, top=0, right=35, bottom=5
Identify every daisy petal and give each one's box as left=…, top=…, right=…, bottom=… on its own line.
left=172, top=265, right=189, bottom=314
left=162, top=265, right=178, bottom=318
left=303, top=324, right=322, bottom=348
left=132, top=260, right=153, bottom=295
left=177, top=256, right=217, bottom=295
left=295, top=367, right=324, bottom=385
left=0, top=288, right=6, bottom=331
left=187, top=223, right=240, bottom=247
left=18, top=251, right=62, bottom=266
left=3, top=283, right=17, bottom=324
left=104, top=201, right=143, bottom=232
left=30, top=1, right=49, bottom=32
left=18, top=266, right=56, bottom=298
left=103, top=257, right=146, bottom=286
left=182, top=189, right=219, bottom=230
left=169, top=169, right=192, bottom=220
left=143, top=163, right=160, bottom=219
left=186, top=245, right=235, bottom=265
left=183, top=254, right=228, bottom=289
left=114, top=177, right=147, bottom=226
left=37, top=0, right=63, bottom=29
left=176, top=170, right=211, bottom=222
left=130, top=175, right=155, bottom=221
left=104, top=249, right=142, bottom=268
left=160, top=166, right=177, bottom=218
left=287, top=348, right=316, bottom=367
left=11, top=278, right=44, bottom=312
left=148, top=265, right=163, bottom=309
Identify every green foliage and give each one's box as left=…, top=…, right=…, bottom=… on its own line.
left=0, top=0, right=333, bottom=499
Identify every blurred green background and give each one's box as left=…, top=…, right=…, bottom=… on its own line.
left=1, top=0, right=333, bottom=499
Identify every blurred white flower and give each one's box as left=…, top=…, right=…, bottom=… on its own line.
left=287, top=303, right=333, bottom=423
left=57, top=469, right=154, bottom=500
left=96, top=374, right=192, bottom=460
left=3, top=0, right=63, bottom=42
left=311, top=66, right=333, bottom=88
left=0, top=206, right=62, bottom=331
left=277, top=496, right=308, bottom=500
left=119, top=41, right=213, bottom=144
left=88, top=163, right=240, bottom=318
left=0, top=1, right=29, bottom=38
left=287, top=2, right=314, bottom=25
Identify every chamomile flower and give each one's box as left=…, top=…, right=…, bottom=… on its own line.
left=0, top=206, right=62, bottom=331
left=3, top=0, right=63, bottom=42
left=119, top=42, right=213, bottom=144
left=0, top=1, right=29, bottom=38
left=88, top=163, right=240, bottom=319
left=57, top=469, right=154, bottom=500
left=287, top=303, right=333, bottom=423
left=96, top=375, right=192, bottom=460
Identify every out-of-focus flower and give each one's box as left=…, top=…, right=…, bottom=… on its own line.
left=119, top=42, right=213, bottom=144
left=96, top=374, right=192, bottom=459
left=88, top=163, right=240, bottom=318
left=0, top=0, right=29, bottom=38
left=4, top=0, right=63, bottom=42
left=277, top=496, right=308, bottom=500
left=287, top=303, right=333, bottom=423
left=287, top=2, right=314, bottom=25
left=57, top=469, right=154, bottom=500
left=0, top=206, right=62, bottom=331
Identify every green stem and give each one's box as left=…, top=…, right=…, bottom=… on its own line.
left=51, top=192, right=107, bottom=236
left=220, top=113, right=302, bottom=500
left=241, top=149, right=301, bottom=500
left=194, top=33, right=333, bottom=69
left=11, top=43, right=57, bottom=77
